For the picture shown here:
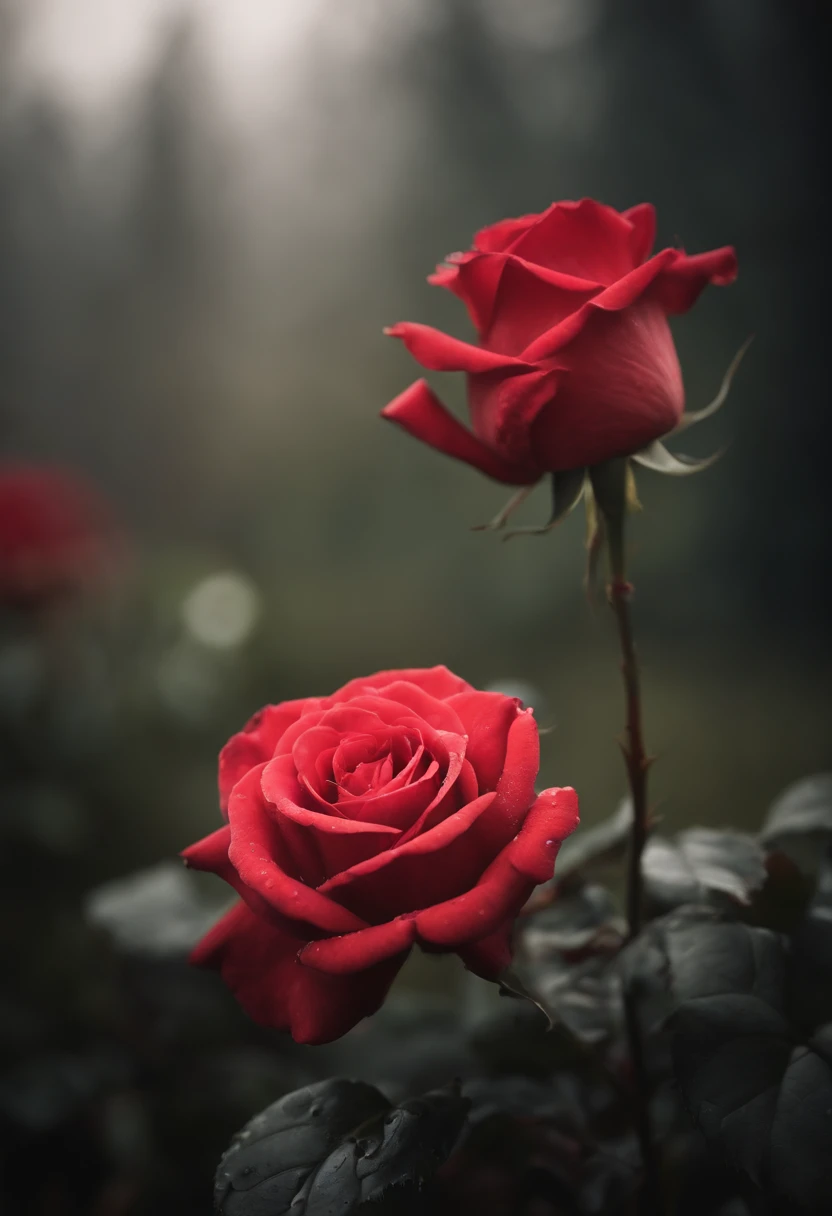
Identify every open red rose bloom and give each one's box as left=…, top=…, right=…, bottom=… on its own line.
left=184, top=666, right=578, bottom=1043
left=382, top=198, right=737, bottom=481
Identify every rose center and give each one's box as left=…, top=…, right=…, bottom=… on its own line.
left=337, top=754, right=395, bottom=797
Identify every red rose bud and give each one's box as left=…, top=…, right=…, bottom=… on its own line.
left=382, top=199, right=737, bottom=483
left=0, top=464, right=118, bottom=608
left=183, top=666, right=579, bottom=1044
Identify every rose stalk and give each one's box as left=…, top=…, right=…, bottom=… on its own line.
left=381, top=197, right=741, bottom=1214
left=381, top=197, right=739, bottom=929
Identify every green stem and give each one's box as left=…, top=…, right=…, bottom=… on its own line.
left=607, top=569, right=650, bottom=938
left=594, top=467, right=661, bottom=1215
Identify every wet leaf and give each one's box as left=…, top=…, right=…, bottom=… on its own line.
left=214, top=1079, right=468, bottom=1216
left=642, top=829, right=767, bottom=911
left=665, top=918, right=832, bottom=1212
left=516, top=886, right=625, bottom=1043
left=761, top=774, right=832, bottom=861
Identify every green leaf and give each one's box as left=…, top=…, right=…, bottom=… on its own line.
left=501, top=468, right=586, bottom=540
left=788, top=849, right=832, bottom=1032
left=516, top=885, right=625, bottom=1043
left=761, top=775, right=832, bottom=860
left=214, top=1079, right=468, bottom=1216
left=664, top=918, right=832, bottom=1212
left=672, top=335, right=753, bottom=433
left=642, top=828, right=767, bottom=911
left=631, top=440, right=723, bottom=476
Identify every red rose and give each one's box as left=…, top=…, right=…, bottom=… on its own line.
left=183, top=666, right=578, bottom=1044
left=0, top=465, right=116, bottom=607
left=382, top=199, right=737, bottom=481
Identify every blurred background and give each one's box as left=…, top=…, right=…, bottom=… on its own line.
left=0, top=1, right=828, bottom=1212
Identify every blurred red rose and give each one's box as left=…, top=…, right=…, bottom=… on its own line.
left=183, top=666, right=578, bottom=1044
left=0, top=465, right=116, bottom=607
left=382, top=199, right=737, bottom=481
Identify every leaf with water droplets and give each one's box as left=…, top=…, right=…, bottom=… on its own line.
left=214, top=1078, right=468, bottom=1215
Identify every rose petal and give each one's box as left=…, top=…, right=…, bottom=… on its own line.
left=227, top=766, right=367, bottom=934
left=522, top=248, right=678, bottom=364
left=457, top=925, right=515, bottom=980
left=191, top=901, right=407, bottom=1044
left=333, top=665, right=474, bottom=702
left=385, top=321, right=531, bottom=374
left=382, top=380, right=540, bottom=486
left=181, top=824, right=232, bottom=873
left=396, top=755, right=479, bottom=845
left=332, top=734, right=385, bottom=785
left=650, top=245, right=738, bottom=314
left=463, top=708, right=542, bottom=866
left=507, top=199, right=636, bottom=284
left=478, top=367, right=564, bottom=470
left=415, top=786, right=579, bottom=947
left=530, top=297, right=685, bottom=471
left=218, top=698, right=327, bottom=813
left=359, top=680, right=465, bottom=734
left=430, top=252, right=508, bottom=334
left=446, top=691, right=524, bottom=793
left=318, top=696, right=466, bottom=766
left=271, top=706, right=329, bottom=758
left=475, top=211, right=541, bottom=252
left=331, top=761, right=441, bottom=829
left=299, top=915, right=418, bottom=974
left=291, top=725, right=347, bottom=799
left=182, top=823, right=298, bottom=926
left=261, top=759, right=403, bottom=878
left=319, top=791, right=497, bottom=921
left=482, top=257, right=600, bottom=355
left=623, top=202, right=656, bottom=266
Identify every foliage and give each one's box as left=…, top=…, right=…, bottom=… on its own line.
left=197, top=777, right=832, bottom=1216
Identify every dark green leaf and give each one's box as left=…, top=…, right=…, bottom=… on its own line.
left=642, top=829, right=767, bottom=912
left=787, top=849, right=832, bottom=1030
left=516, top=886, right=624, bottom=1043
left=768, top=1041, right=832, bottom=1214
left=462, top=1075, right=588, bottom=1126
left=761, top=775, right=832, bottom=864
left=667, top=918, right=785, bottom=1009
left=214, top=1079, right=468, bottom=1216
left=665, top=919, right=832, bottom=1211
